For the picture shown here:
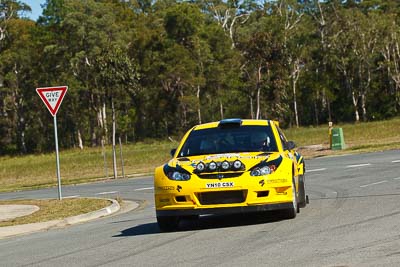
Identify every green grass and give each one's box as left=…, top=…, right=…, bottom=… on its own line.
left=0, top=140, right=178, bottom=192
left=0, top=117, right=399, bottom=192
left=0, top=198, right=111, bottom=227
left=285, top=117, right=400, bottom=148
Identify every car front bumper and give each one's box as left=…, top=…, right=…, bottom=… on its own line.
left=156, top=202, right=293, bottom=217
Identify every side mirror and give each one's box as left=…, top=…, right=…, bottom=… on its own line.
left=170, top=148, right=177, bottom=157
left=286, top=141, right=296, bottom=150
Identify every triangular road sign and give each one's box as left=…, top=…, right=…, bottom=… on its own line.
left=36, top=86, right=68, bottom=116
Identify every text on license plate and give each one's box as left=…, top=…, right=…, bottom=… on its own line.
left=206, top=182, right=234, bottom=188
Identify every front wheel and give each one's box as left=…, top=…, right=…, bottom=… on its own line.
left=157, top=216, right=180, bottom=232
left=282, top=178, right=298, bottom=219
left=298, top=174, right=307, bottom=208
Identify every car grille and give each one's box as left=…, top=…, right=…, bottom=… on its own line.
left=196, top=190, right=247, bottom=205
left=196, top=172, right=244, bottom=179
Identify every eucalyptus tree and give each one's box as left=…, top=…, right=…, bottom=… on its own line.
left=376, top=13, right=400, bottom=114
left=159, top=2, right=208, bottom=128
left=329, top=6, right=380, bottom=122
left=95, top=45, right=140, bottom=178
left=198, top=0, right=257, bottom=48
left=0, top=0, right=30, bottom=45
left=202, top=22, right=243, bottom=121
left=352, top=12, right=379, bottom=122
left=40, top=0, right=135, bottom=147
left=236, top=9, right=286, bottom=120
left=0, top=18, right=37, bottom=153
left=0, top=1, right=41, bottom=154
left=273, top=0, right=308, bottom=127
left=304, top=0, right=336, bottom=123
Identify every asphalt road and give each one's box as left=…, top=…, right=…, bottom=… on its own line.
left=1, top=150, right=400, bottom=266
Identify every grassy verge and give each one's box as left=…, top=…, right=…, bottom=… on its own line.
left=285, top=117, right=400, bottom=157
left=0, top=141, right=177, bottom=192
left=0, top=117, right=399, bottom=192
left=0, top=198, right=111, bottom=227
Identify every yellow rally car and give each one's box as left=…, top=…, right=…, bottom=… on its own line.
left=154, top=119, right=308, bottom=231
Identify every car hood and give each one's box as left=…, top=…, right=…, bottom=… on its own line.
left=168, top=152, right=282, bottom=173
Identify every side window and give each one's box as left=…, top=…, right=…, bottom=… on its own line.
left=276, top=127, right=288, bottom=150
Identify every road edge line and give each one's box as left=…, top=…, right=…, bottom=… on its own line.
left=0, top=198, right=122, bottom=239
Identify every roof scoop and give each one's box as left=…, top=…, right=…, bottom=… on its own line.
left=218, top=118, right=242, bottom=128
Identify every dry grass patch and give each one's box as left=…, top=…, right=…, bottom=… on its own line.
left=0, top=198, right=111, bottom=227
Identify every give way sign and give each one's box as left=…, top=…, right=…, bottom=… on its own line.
left=36, top=86, right=68, bottom=116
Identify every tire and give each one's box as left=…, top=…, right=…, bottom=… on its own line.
left=298, top=174, right=307, bottom=208
left=157, top=216, right=180, bottom=232
left=282, top=178, right=298, bottom=219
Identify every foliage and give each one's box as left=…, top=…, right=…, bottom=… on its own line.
left=0, top=0, right=400, bottom=155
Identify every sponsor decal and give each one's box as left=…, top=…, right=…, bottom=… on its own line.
left=177, top=185, right=182, bottom=192
left=159, top=198, right=170, bottom=203
left=259, top=179, right=265, bottom=187
left=206, top=182, right=234, bottom=188
left=157, top=186, right=175, bottom=191
left=205, top=154, right=240, bottom=160
left=197, top=153, right=263, bottom=161
left=266, top=179, right=287, bottom=184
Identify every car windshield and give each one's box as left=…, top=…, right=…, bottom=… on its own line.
left=178, top=125, right=278, bottom=157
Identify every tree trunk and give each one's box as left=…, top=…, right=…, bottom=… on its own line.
left=220, top=100, right=224, bottom=120
left=327, top=100, right=332, bottom=122
left=256, top=66, right=262, bottom=120
left=77, top=129, right=83, bottom=150
left=119, top=136, right=125, bottom=179
left=197, top=85, right=202, bottom=124
left=102, top=101, right=108, bottom=144
left=361, top=93, right=367, bottom=122
left=91, top=126, right=97, bottom=147
left=20, top=125, right=26, bottom=154
left=256, top=87, right=261, bottom=119
left=17, top=114, right=27, bottom=154
left=111, top=98, right=117, bottom=179
left=293, top=80, right=299, bottom=128
left=180, top=89, right=187, bottom=128
left=314, top=97, right=319, bottom=126
left=352, top=92, right=360, bottom=122
left=249, top=95, right=254, bottom=119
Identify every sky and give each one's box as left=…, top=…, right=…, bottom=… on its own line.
left=22, top=0, right=46, bottom=21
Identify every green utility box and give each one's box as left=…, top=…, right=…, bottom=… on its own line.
left=331, top=128, right=345, bottom=150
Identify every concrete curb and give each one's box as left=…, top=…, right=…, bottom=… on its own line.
left=0, top=198, right=120, bottom=239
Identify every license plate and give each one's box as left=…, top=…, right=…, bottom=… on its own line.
left=206, top=182, right=234, bottom=188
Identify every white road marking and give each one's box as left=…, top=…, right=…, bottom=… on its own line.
left=392, top=160, right=400, bottom=163
left=96, top=191, right=118, bottom=195
left=307, top=168, right=327, bottom=172
left=394, top=177, right=400, bottom=180
left=346, top=163, right=371, bottom=168
left=64, top=195, right=80, bottom=199
left=135, top=187, right=154, bottom=191
left=360, top=180, right=388, bottom=188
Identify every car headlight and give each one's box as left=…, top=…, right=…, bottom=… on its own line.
left=169, top=171, right=191, bottom=181
left=196, top=162, right=206, bottom=172
left=221, top=161, right=230, bottom=170
left=194, top=160, right=245, bottom=173
left=163, top=164, right=191, bottom=181
left=208, top=161, right=217, bottom=171
left=249, top=156, right=282, bottom=176
left=251, top=166, right=273, bottom=176
left=232, top=160, right=242, bottom=170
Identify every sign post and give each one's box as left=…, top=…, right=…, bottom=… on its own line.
left=36, top=86, right=68, bottom=200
